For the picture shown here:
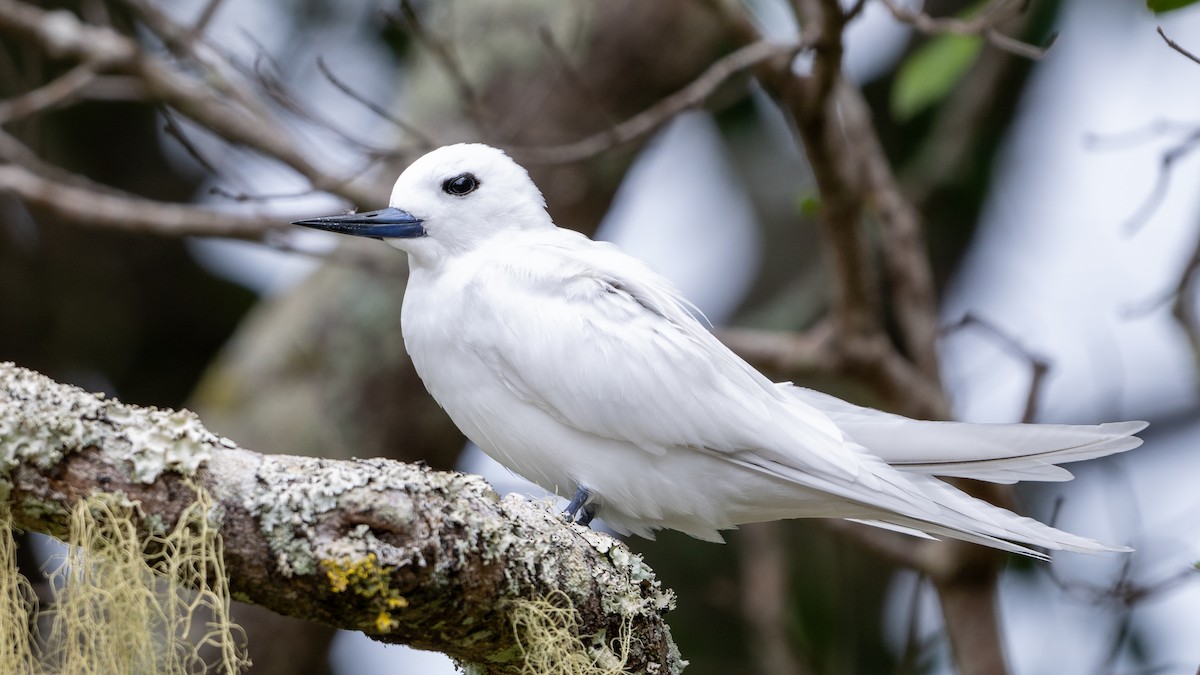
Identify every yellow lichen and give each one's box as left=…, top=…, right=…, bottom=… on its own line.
left=375, top=609, right=399, bottom=633
left=511, top=590, right=632, bottom=675
left=0, top=502, right=37, bottom=671
left=321, top=553, right=409, bottom=634
left=0, top=484, right=249, bottom=674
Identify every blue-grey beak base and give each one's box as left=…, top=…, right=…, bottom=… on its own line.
left=292, top=207, right=425, bottom=239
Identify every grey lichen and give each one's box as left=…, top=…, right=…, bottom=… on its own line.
left=1, top=363, right=684, bottom=672
left=245, top=455, right=499, bottom=578
left=479, top=495, right=678, bottom=622
left=0, top=363, right=223, bottom=485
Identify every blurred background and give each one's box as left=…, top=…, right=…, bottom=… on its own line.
left=2, top=0, right=1199, bottom=673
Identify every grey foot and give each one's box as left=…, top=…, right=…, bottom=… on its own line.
left=562, top=486, right=596, bottom=527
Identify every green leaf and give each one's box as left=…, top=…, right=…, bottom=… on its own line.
left=1148, top=0, right=1200, bottom=13
left=891, top=34, right=983, bottom=123
left=797, top=192, right=821, bottom=218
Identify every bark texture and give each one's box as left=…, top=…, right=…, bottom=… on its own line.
left=0, top=362, right=681, bottom=674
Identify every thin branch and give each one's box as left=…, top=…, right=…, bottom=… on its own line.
left=392, top=0, right=492, bottom=134
left=187, top=0, right=226, bottom=42
left=208, top=185, right=325, bottom=203
left=120, top=0, right=273, bottom=121
left=840, top=82, right=943, bottom=382
left=159, top=106, right=222, bottom=175
left=536, top=25, right=619, bottom=130
left=0, top=127, right=153, bottom=198
left=0, top=0, right=380, bottom=206
left=1157, top=25, right=1200, bottom=65
left=719, top=323, right=946, bottom=419
left=246, top=46, right=398, bottom=158
left=510, top=40, right=804, bottom=165
left=942, top=313, right=1051, bottom=423
left=0, top=163, right=279, bottom=239
left=0, top=60, right=98, bottom=123
left=1122, top=126, right=1200, bottom=234
left=881, top=0, right=1050, bottom=60
left=900, top=0, right=1058, bottom=209
left=0, top=363, right=681, bottom=674
left=315, top=56, right=436, bottom=151
left=1168, top=233, right=1200, bottom=361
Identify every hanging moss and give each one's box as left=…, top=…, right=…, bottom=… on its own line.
left=0, top=485, right=249, bottom=674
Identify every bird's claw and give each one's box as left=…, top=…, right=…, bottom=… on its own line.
left=562, top=486, right=596, bottom=527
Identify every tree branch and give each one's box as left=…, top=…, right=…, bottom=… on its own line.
left=0, top=164, right=280, bottom=239
left=1158, top=25, right=1200, bottom=65
left=0, top=0, right=380, bottom=206
left=0, top=61, right=99, bottom=124
left=880, top=0, right=1051, bottom=60
left=707, top=3, right=1010, bottom=673
left=509, top=39, right=806, bottom=165
left=0, top=363, right=682, bottom=673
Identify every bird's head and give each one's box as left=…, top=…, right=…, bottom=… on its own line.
left=294, top=143, right=552, bottom=265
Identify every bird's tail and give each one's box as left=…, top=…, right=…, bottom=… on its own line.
left=848, top=472, right=1132, bottom=559
left=785, top=385, right=1146, bottom=483
left=776, top=385, right=1145, bottom=557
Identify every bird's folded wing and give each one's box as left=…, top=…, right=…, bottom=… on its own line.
left=465, top=238, right=857, bottom=476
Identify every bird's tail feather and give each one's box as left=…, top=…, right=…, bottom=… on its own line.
left=872, top=472, right=1132, bottom=557
left=724, top=443, right=1130, bottom=558
left=784, top=385, right=1147, bottom=483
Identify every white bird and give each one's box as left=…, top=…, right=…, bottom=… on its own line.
left=295, top=143, right=1146, bottom=558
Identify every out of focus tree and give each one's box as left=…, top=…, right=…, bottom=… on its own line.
left=0, top=0, right=1192, bottom=673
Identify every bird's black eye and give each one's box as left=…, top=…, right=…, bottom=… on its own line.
left=442, top=173, right=479, bottom=196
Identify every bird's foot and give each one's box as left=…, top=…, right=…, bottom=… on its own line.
left=562, top=486, right=595, bottom=527
left=577, top=503, right=598, bottom=527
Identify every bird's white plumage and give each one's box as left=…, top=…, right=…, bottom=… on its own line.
left=346, top=144, right=1146, bottom=557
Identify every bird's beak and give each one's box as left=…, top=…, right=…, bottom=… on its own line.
left=292, top=207, right=425, bottom=240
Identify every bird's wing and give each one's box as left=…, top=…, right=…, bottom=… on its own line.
left=462, top=233, right=861, bottom=478
left=786, top=386, right=1146, bottom=483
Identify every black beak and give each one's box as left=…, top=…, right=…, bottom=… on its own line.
left=292, top=207, right=425, bottom=240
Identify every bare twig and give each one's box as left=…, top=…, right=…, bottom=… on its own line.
left=316, top=56, right=435, bottom=150
left=881, top=0, right=1051, bottom=60
left=392, top=0, right=492, bottom=134
left=535, top=26, right=619, bottom=130
left=0, top=60, right=98, bottom=123
left=187, top=0, right=227, bottom=42
left=840, top=82, right=943, bottom=382
left=1167, top=234, right=1200, bottom=361
left=0, top=0, right=381, bottom=206
left=510, top=40, right=805, bottom=165
left=1157, top=25, right=1200, bottom=66
left=0, top=127, right=148, bottom=198
left=1121, top=126, right=1200, bottom=234
left=246, top=47, right=397, bottom=158
left=719, top=323, right=946, bottom=420
left=942, top=313, right=1051, bottom=423
left=159, top=106, right=222, bottom=175
left=0, top=163, right=279, bottom=239
left=120, top=0, right=273, bottom=119
left=209, top=185, right=322, bottom=203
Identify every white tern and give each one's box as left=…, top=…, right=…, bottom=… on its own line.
left=295, top=143, right=1146, bottom=558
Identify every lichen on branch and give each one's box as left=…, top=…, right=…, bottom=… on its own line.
left=0, top=362, right=682, bottom=674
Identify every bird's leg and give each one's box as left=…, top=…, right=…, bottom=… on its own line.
left=577, top=503, right=598, bottom=527
left=562, top=486, right=591, bottom=522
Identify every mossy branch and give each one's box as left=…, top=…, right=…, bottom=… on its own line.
left=0, top=362, right=682, bottom=674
